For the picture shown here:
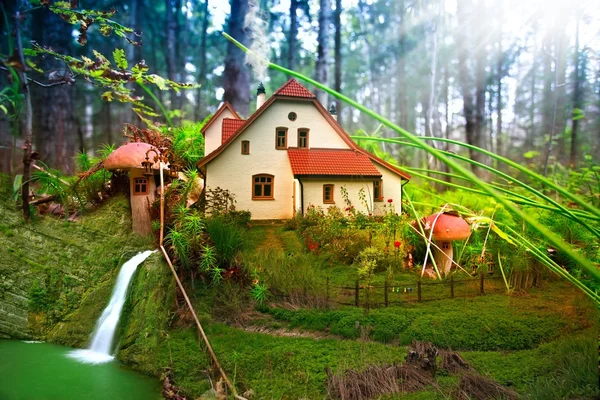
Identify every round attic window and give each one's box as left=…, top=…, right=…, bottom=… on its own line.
left=288, top=112, right=297, bottom=121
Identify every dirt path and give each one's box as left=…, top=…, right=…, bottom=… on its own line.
left=256, top=226, right=285, bottom=252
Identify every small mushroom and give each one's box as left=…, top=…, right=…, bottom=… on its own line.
left=423, top=210, right=471, bottom=276
left=103, top=142, right=161, bottom=235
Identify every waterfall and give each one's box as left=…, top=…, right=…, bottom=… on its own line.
left=68, top=250, right=154, bottom=364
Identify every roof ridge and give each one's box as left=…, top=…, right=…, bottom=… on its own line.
left=274, top=79, right=316, bottom=98
left=201, top=102, right=241, bottom=134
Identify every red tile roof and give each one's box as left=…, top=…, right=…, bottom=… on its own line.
left=222, top=118, right=246, bottom=144
left=274, top=79, right=316, bottom=99
left=201, top=102, right=241, bottom=134
left=288, top=148, right=382, bottom=177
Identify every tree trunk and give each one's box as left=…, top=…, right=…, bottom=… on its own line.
left=495, top=2, right=503, bottom=160
left=396, top=0, right=407, bottom=129
left=525, top=25, right=538, bottom=151
left=14, top=10, right=33, bottom=221
left=102, top=101, right=113, bottom=146
left=128, top=0, right=143, bottom=65
left=456, top=0, right=483, bottom=176
left=288, top=0, right=298, bottom=71
left=165, top=0, right=178, bottom=111
left=314, top=0, right=331, bottom=104
left=223, top=0, right=251, bottom=117
left=333, top=0, right=342, bottom=120
left=31, top=8, right=74, bottom=171
left=195, top=0, right=210, bottom=121
left=553, top=27, right=568, bottom=164
left=569, top=15, right=582, bottom=168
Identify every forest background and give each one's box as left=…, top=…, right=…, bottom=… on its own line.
left=0, top=0, right=598, bottom=176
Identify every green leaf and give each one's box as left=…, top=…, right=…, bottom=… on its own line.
left=26, top=59, right=44, bottom=74
left=22, top=49, right=38, bottom=57
left=113, top=48, right=127, bottom=70
left=101, top=91, right=113, bottom=102
left=148, top=74, right=167, bottom=90
left=523, top=151, right=540, bottom=159
left=12, top=175, right=22, bottom=201
left=0, top=105, right=7, bottom=114
left=99, top=24, right=113, bottom=36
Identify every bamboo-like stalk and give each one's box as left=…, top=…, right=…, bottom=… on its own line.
left=383, top=136, right=600, bottom=216
left=366, top=138, right=600, bottom=236
left=404, top=192, right=442, bottom=279
left=421, top=203, right=449, bottom=278
left=407, top=170, right=600, bottom=222
left=497, top=254, right=511, bottom=293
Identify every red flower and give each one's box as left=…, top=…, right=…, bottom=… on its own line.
left=394, top=240, right=402, bottom=248
left=387, top=198, right=393, bottom=203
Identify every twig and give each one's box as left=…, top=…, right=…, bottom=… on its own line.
left=160, top=246, right=245, bottom=400
left=30, top=194, right=56, bottom=206
left=31, top=163, right=70, bottom=185
left=421, top=204, right=449, bottom=278
left=0, top=66, right=72, bottom=87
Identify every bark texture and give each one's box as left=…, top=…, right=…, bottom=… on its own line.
left=223, top=0, right=251, bottom=117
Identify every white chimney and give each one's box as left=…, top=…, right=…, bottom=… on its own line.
left=257, top=82, right=266, bottom=109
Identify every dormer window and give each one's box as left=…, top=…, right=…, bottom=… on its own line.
left=241, top=140, right=250, bottom=154
left=276, top=127, right=288, bottom=149
left=298, top=128, right=309, bottom=148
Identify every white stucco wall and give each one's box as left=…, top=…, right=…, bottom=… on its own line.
left=372, top=161, right=404, bottom=215
left=203, top=107, right=237, bottom=155
left=299, top=168, right=403, bottom=216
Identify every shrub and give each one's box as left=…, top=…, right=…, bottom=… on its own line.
left=223, top=210, right=252, bottom=227
left=166, top=121, right=206, bottom=169
left=205, top=216, right=245, bottom=267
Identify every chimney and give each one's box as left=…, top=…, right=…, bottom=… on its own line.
left=256, top=82, right=266, bottom=109
left=329, top=103, right=337, bottom=121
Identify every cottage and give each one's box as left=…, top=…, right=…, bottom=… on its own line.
left=197, top=79, right=410, bottom=220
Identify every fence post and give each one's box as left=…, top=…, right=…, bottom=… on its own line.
left=326, top=276, right=330, bottom=308
left=384, top=279, right=389, bottom=307
left=355, top=280, right=359, bottom=307
left=450, top=275, right=454, bottom=298
left=417, top=279, right=422, bottom=302
left=480, top=273, right=485, bottom=295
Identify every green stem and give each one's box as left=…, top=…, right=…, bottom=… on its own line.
left=361, top=137, right=600, bottom=238
left=415, top=136, right=599, bottom=216
left=222, top=32, right=600, bottom=284
left=405, top=167, right=600, bottom=222
left=137, top=81, right=173, bottom=128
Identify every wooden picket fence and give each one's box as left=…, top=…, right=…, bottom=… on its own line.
left=273, top=274, right=506, bottom=310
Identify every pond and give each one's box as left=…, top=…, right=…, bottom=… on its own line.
left=0, top=340, right=161, bottom=400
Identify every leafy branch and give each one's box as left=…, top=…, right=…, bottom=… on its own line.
left=46, top=1, right=140, bottom=46
left=25, top=45, right=198, bottom=125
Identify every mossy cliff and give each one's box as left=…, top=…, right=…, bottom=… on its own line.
left=0, top=175, right=155, bottom=341
left=0, top=174, right=176, bottom=385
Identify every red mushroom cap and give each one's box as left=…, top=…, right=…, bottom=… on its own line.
left=423, top=211, right=471, bottom=241
left=103, top=142, right=161, bottom=170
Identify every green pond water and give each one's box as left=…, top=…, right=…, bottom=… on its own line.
left=0, top=340, right=160, bottom=400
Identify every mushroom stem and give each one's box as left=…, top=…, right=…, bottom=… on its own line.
left=434, top=241, right=453, bottom=276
